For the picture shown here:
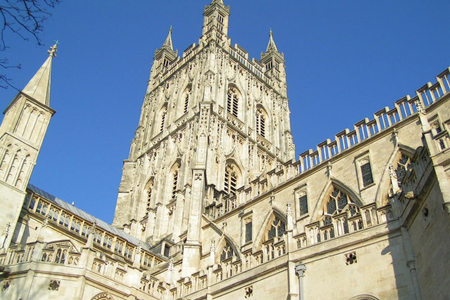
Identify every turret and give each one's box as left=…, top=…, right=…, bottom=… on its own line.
left=261, top=30, right=287, bottom=94
left=148, top=27, right=178, bottom=87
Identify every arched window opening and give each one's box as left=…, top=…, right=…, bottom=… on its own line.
left=227, top=88, right=239, bottom=118
left=145, top=179, right=154, bottom=216
left=256, top=108, right=267, bottom=137
left=395, top=154, right=412, bottom=187
left=160, top=106, right=167, bottom=132
left=326, top=188, right=359, bottom=217
left=321, top=187, right=361, bottom=238
left=172, top=170, right=179, bottom=200
left=220, top=243, right=234, bottom=262
left=268, top=216, right=286, bottom=239
left=184, top=86, right=191, bottom=114
left=224, top=164, right=238, bottom=196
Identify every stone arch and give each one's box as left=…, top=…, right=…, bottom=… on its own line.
left=157, top=103, right=168, bottom=134
left=143, top=176, right=155, bottom=214
left=169, top=159, right=181, bottom=201
left=226, top=84, right=244, bottom=119
left=253, top=208, right=287, bottom=252
left=181, top=84, right=193, bottom=115
left=223, top=158, right=243, bottom=195
left=374, top=144, right=415, bottom=207
left=91, top=292, right=114, bottom=300
left=349, top=295, right=379, bottom=300
left=310, top=178, right=363, bottom=222
left=255, top=104, right=270, bottom=139
left=215, top=234, right=240, bottom=264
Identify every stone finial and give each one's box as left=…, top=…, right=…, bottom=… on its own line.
left=47, top=42, right=58, bottom=58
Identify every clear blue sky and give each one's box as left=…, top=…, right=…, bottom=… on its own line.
left=1, top=0, right=449, bottom=223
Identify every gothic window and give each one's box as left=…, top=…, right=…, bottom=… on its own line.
left=172, top=170, right=179, bottom=200
left=245, top=221, right=252, bottom=243
left=326, top=188, right=358, bottom=217
left=299, top=195, right=308, bottom=216
left=224, top=164, right=238, bottom=196
left=360, top=162, right=374, bottom=187
left=217, top=14, right=224, bottom=32
left=183, top=86, right=191, bottom=114
left=395, top=154, right=411, bottom=186
left=55, top=249, right=67, bottom=264
left=145, top=179, right=154, bottom=216
left=268, top=216, right=286, bottom=239
left=220, top=242, right=234, bottom=262
left=163, top=58, right=169, bottom=68
left=266, top=61, right=273, bottom=72
left=227, top=88, right=239, bottom=118
left=160, top=106, right=167, bottom=132
left=256, top=108, right=267, bottom=138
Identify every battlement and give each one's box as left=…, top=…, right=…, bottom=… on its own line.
left=296, top=67, right=450, bottom=173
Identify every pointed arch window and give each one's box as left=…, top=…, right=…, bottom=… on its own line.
left=268, top=216, right=286, bottom=239
left=172, top=170, right=179, bottom=200
left=395, top=154, right=412, bottom=186
left=256, top=108, right=267, bottom=138
left=326, top=188, right=359, bottom=216
left=160, top=110, right=167, bottom=132
left=224, top=164, right=238, bottom=196
left=220, top=242, right=234, bottom=262
left=184, top=87, right=191, bottom=114
left=145, top=179, right=154, bottom=216
left=227, top=88, right=239, bottom=118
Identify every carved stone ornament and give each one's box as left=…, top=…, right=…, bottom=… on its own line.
left=91, top=292, right=114, bottom=300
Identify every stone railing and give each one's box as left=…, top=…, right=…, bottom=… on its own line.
left=296, top=67, right=450, bottom=174
left=295, top=202, right=392, bottom=249
left=229, top=45, right=268, bottom=82
left=24, top=189, right=164, bottom=269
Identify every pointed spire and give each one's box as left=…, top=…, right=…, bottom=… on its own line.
left=162, top=26, right=173, bottom=51
left=212, top=0, right=224, bottom=4
left=22, top=43, right=57, bottom=106
left=266, top=29, right=279, bottom=53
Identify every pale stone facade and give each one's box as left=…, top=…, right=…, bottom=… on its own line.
left=1, top=1, right=450, bottom=300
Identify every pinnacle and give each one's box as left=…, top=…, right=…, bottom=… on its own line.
left=266, top=29, right=279, bottom=53
left=162, top=26, right=174, bottom=50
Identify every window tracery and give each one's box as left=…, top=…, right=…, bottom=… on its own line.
left=224, top=164, right=238, bottom=196
left=220, top=242, right=234, bottom=262
left=160, top=106, right=167, bottom=132
left=227, top=88, right=239, bottom=118
left=184, top=86, right=191, bottom=114
left=267, top=216, right=285, bottom=240
left=256, top=108, right=267, bottom=138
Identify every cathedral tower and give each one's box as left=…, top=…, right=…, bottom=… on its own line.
left=0, top=45, right=57, bottom=250
left=113, top=0, right=295, bottom=274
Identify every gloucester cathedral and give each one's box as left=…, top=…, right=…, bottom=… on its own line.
left=1, top=1, right=449, bottom=299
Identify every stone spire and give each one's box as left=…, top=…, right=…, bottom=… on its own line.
left=162, top=27, right=174, bottom=51
left=22, top=43, right=57, bottom=106
left=266, top=29, right=279, bottom=53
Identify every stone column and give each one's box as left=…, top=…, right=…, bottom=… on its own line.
left=295, top=263, right=306, bottom=300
